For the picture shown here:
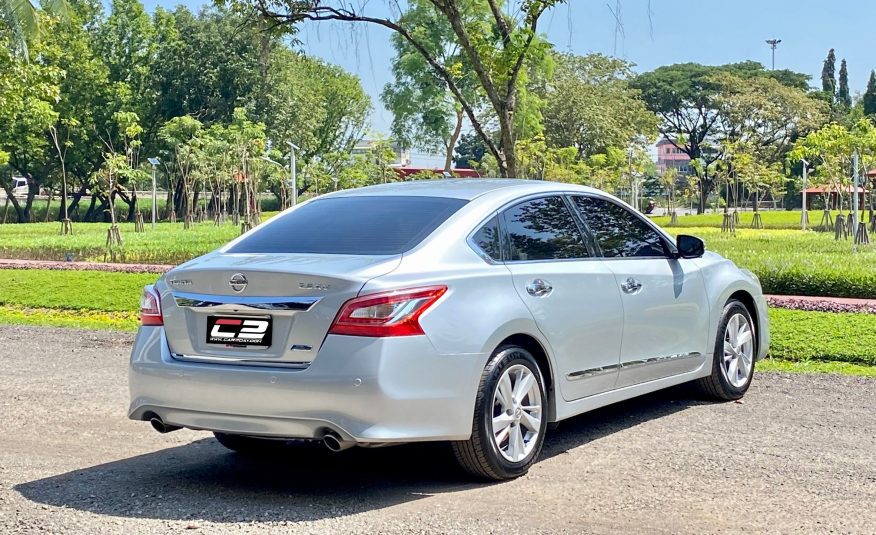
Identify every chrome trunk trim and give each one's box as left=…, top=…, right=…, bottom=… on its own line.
left=171, top=352, right=312, bottom=369
left=173, top=291, right=320, bottom=311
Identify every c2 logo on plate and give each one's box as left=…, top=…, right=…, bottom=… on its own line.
left=207, top=316, right=272, bottom=346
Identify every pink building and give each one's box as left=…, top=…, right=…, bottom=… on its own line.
left=656, top=138, right=692, bottom=175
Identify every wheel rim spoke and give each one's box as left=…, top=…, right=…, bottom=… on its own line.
left=491, top=363, right=543, bottom=464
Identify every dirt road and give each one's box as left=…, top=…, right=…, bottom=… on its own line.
left=1, top=325, right=874, bottom=534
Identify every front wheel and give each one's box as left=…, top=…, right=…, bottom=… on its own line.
left=695, top=299, right=756, bottom=400
left=452, top=345, right=548, bottom=480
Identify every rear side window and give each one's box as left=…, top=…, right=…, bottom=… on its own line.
left=470, top=216, right=502, bottom=261
left=227, top=196, right=468, bottom=255
left=573, top=196, right=667, bottom=258
left=502, top=196, right=590, bottom=261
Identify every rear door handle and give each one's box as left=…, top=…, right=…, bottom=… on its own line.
left=526, top=279, right=553, bottom=297
left=620, top=277, right=642, bottom=294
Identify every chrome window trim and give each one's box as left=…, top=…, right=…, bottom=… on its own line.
left=173, top=291, right=321, bottom=311
left=465, top=210, right=504, bottom=265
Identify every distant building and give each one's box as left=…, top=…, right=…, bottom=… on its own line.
left=352, top=139, right=411, bottom=167
left=656, top=138, right=692, bottom=175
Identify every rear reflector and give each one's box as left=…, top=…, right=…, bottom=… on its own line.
left=140, top=285, right=163, bottom=326
left=328, top=286, right=447, bottom=337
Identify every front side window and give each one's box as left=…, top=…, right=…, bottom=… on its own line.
left=573, top=196, right=667, bottom=258
left=471, top=216, right=502, bottom=261
left=502, top=196, right=590, bottom=261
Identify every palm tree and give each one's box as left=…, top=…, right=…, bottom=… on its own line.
left=0, top=0, right=68, bottom=58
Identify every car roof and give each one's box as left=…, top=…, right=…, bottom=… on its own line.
left=322, top=178, right=600, bottom=201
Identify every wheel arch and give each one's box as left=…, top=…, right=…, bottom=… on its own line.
left=726, top=289, right=760, bottom=357
left=495, top=333, right=557, bottom=423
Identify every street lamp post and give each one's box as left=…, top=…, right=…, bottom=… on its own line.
left=288, top=142, right=300, bottom=205
left=765, top=38, right=782, bottom=70
left=147, top=157, right=160, bottom=229
left=800, top=158, right=809, bottom=230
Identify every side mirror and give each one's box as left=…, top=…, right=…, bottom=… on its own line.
left=676, top=234, right=704, bottom=259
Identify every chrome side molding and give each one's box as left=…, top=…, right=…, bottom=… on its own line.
left=566, top=352, right=703, bottom=381
left=172, top=291, right=320, bottom=311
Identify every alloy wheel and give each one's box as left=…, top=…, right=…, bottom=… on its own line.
left=722, top=313, right=754, bottom=388
left=490, top=363, right=543, bottom=462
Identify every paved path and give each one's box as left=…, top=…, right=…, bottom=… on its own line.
left=1, top=325, right=874, bottom=534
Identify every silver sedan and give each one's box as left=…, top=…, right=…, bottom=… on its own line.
left=129, top=179, right=769, bottom=480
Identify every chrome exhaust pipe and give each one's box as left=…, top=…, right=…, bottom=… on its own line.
left=323, top=433, right=354, bottom=452
left=150, top=417, right=182, bottom=434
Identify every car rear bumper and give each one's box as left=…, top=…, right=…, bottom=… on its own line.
left=129, top=327, right=486, bottom=443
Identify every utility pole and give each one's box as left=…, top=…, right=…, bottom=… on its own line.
left=853, top=151, right=860, bottom=251
left=800, top=158, right=809, bottom=230
left=147, top=157, right=160, bottom=229
left=766, top=38, right=782, bottom=70
left=287, top=141, right=299, bottom=205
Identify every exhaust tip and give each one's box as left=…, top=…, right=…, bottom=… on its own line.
left=322, top=433, right=353, bottom=452
left=150, top=417, right=181, bottom=434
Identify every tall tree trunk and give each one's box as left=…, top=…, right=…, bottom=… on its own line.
left=444, top=109, right=464, bottom=174
left=22, top=173, right=37, bottom=222
left=63, top=183, right=88, bottom=221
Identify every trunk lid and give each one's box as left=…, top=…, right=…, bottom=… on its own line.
left=158, top=252, right=401, bottom=366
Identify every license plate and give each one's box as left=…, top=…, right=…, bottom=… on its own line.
left=207, top=315, right=272, bottom=347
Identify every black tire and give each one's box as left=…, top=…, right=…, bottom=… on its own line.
left=213, top=432, right=289, bottom=454
left=695, top=299, right=756, bottom=401
left=452, top=345, right=548, bottom=480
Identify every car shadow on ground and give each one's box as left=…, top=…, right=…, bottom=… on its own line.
left=16, top=385, right=710, bottom=523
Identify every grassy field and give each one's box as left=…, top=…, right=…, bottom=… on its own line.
left=0, top=268, right=873, bottom=376
left=651, top=209, right=812, bottom=229
left=1, top=208, right=875, bottom=297
left=0, top=214, right=278, bottom=264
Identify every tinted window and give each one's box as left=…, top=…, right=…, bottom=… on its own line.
left=573, top=196, right=667, bottom=258
left=227, top=196, right=467, bottom=255
left=471, top=216, right=502, bottom=261
left=503, top=197, right=589, bottom=261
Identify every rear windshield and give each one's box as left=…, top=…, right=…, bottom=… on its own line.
left=227, top=196, right=468, bottom=255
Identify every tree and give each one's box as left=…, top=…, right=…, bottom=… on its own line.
left=821, top=48, right=836, bottom=96
left=0, top=0, right=68, bottom=57
left=380, top=0, right=482, bottom=173
left=838, top=58, right=851, bottom=109
left=242, top=0, right=567, bottom=178
left=454, top=132, right=486, bottom=169
left=633, top=61, right=816, bottom=213
left=542, top=52, right=656, bottom=160
left=864, top=71, right=876, bottom=119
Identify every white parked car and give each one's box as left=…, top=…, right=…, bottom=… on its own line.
left=129, top=179, right=769, bottom=480
left=11, top=177, right=27, bottom=197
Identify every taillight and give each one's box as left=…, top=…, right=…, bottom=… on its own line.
left=140, top=285, right=163, bottom=326
left=328, top=286, right=447, bottom=337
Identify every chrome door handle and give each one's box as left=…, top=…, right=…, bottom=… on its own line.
left=620, top=277, right=642, bottom=294
left=526, top=279, right=553, bottom=297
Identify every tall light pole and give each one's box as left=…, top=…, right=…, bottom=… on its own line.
left=800, top=158, right=809, bottom=230
left=766, top=38, right=782, bottom=70
left=147, top=157, right=160, bottom=229
left=288, top=141, right=299, bottom=205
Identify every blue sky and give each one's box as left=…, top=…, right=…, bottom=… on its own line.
left=143, top=0, right=876, bottom=165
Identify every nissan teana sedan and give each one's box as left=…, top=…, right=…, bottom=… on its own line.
left=130, top=179, right=769, bottom=480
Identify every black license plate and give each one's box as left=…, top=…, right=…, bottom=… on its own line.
left=207, top=315, right=272, bottom=347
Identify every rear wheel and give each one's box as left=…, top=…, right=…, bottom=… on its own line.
left=452, top=345, right=548, bottom=480
left=696, top=299, right=756, bottom=400
left=213, top=432, right=289, bottom=454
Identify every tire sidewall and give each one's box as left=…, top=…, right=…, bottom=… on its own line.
left=476, top=346, right=548, bottom=478
left=713, top=300, right=756, bottom=398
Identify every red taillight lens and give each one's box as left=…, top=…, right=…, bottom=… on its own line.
left=140, top=285, right=163, bottom=326
left=328, top=286, right=447, bottom=337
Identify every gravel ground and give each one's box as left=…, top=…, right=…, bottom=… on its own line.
left=1, top=325, right=874, bottom=534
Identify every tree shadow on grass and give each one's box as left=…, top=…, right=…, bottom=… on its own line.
left=15, top=384, right=708, bottom=523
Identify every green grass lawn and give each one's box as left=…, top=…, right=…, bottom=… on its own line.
left=0, top=213, right=278, bottom=264
left=651, top=209, right=811, bottom=229
left=0, top=268, right=873, bottom=375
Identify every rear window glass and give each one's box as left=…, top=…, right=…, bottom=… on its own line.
left=226, top=196, right=468, bottom=255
